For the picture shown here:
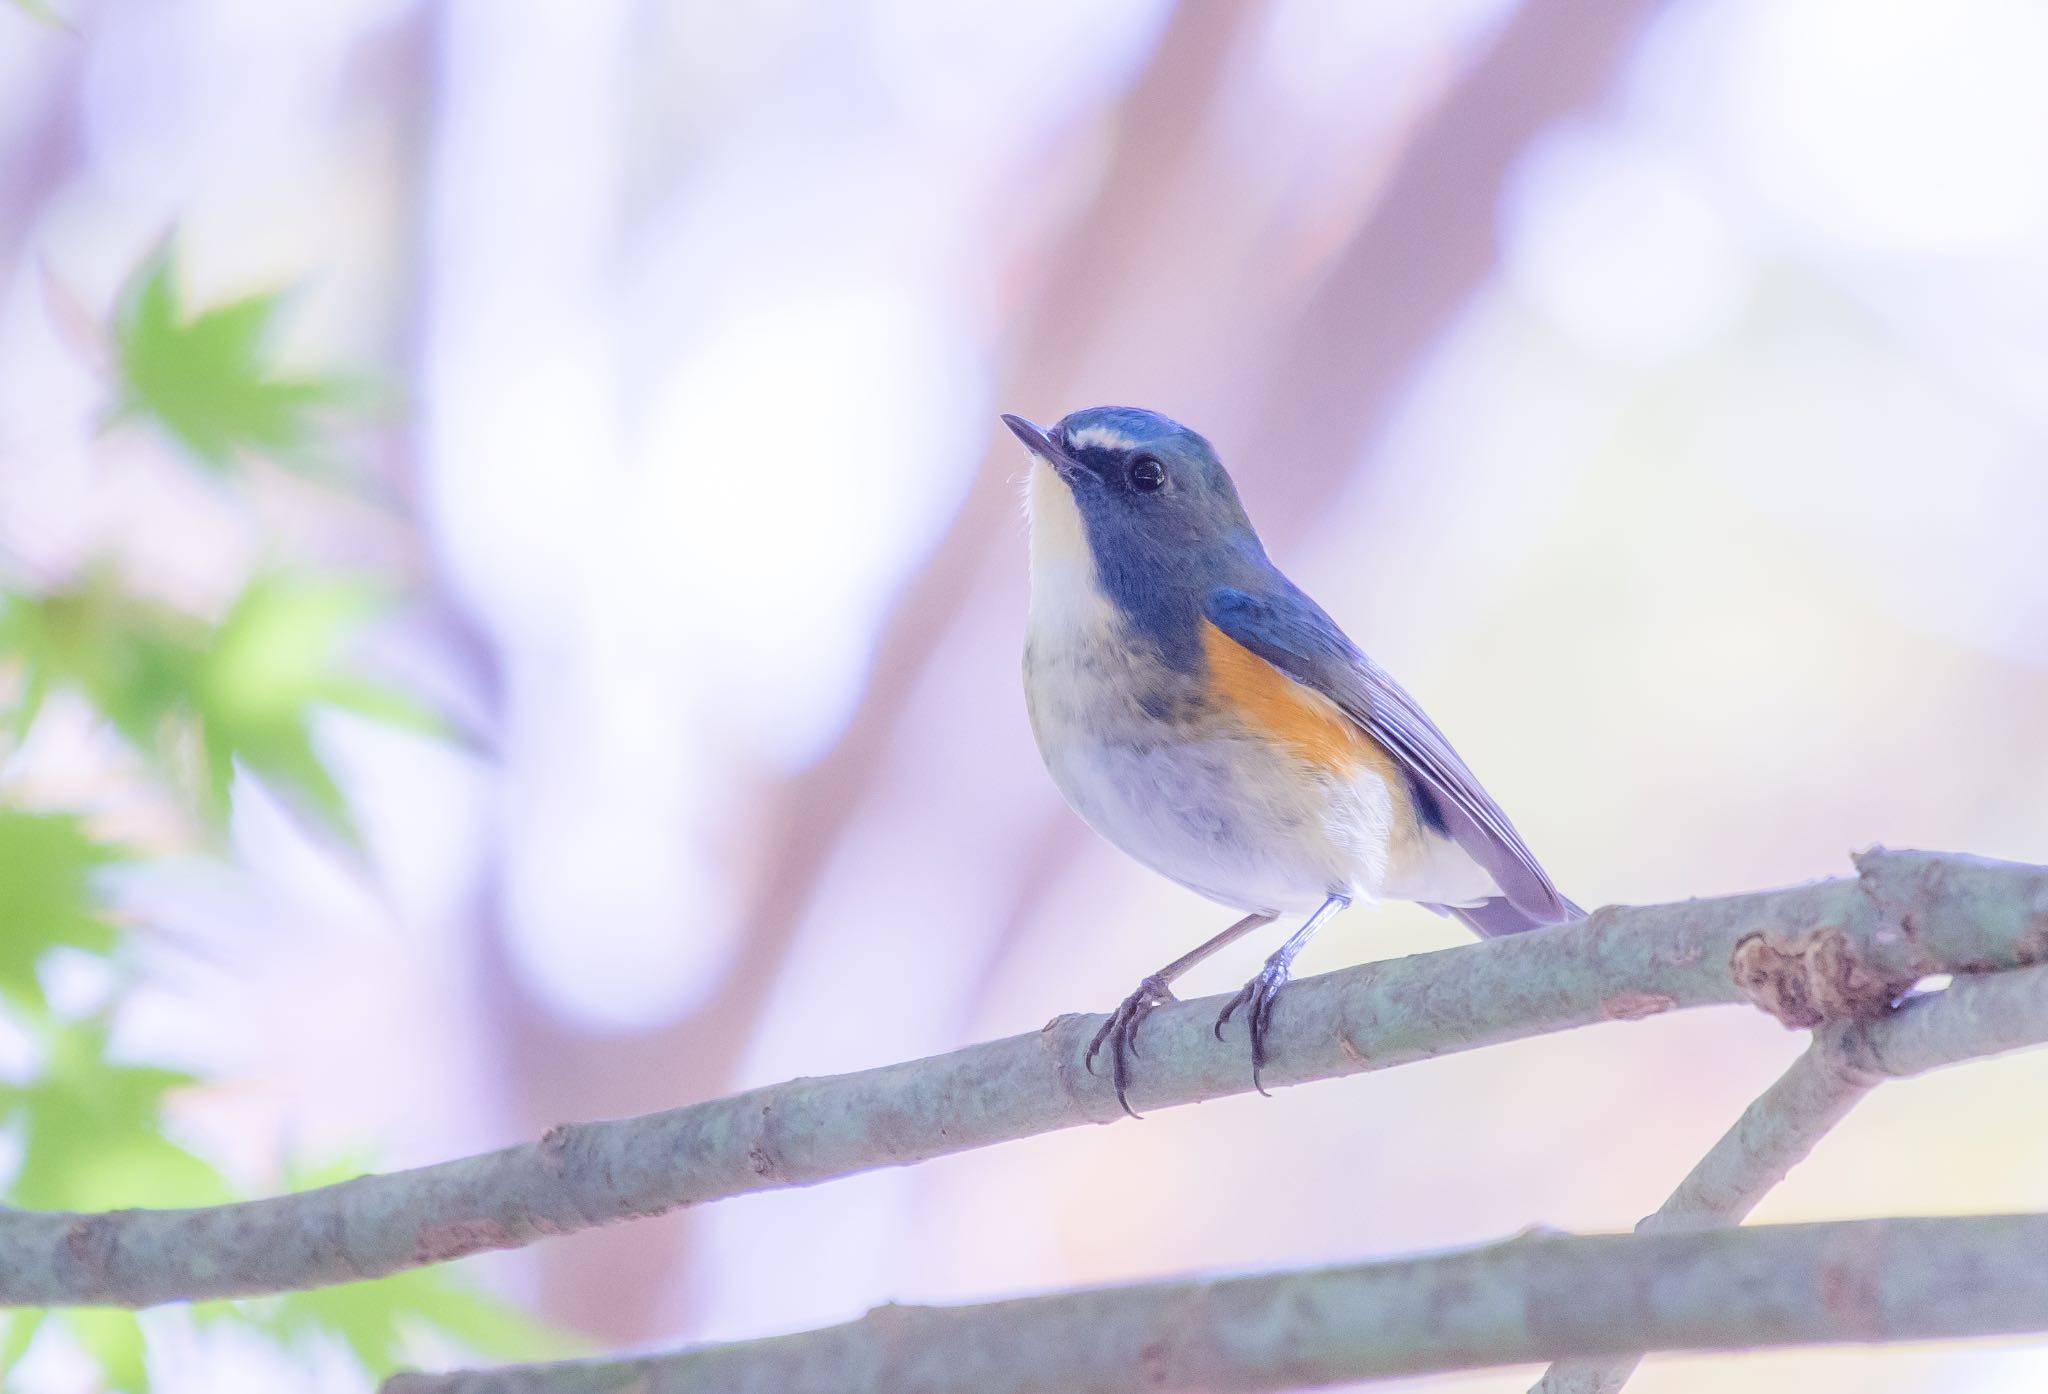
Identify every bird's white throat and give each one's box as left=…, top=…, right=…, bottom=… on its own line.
left=1025, top=458, right=1117, bottom=636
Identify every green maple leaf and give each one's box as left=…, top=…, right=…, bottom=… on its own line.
left=0, top=811, right=123, bottom=1009
left=111, top=244, right=356, bottom=476
left=0, top=1017, right=227, bottom=1394
left=196, top=573, right=449, bottom=841
left=238, top=1270, right=566, bottom=1378
left=0, top=1016, right=227, bottom=1213
left=0, top=572, right=450, bottom=844
left=62, top=1311, right=148, bottom=1393
left=0, top=573, right=210, bottom=759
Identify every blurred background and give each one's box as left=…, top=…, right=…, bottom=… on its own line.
left=2, top=0, right=2047, bottom=1390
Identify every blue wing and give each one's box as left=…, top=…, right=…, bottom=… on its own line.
left=1206, top=581, right=1580, bottom=936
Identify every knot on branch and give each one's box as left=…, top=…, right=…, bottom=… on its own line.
left=412, top=1216, right=517, bottom=1267
left=62, top=1213, right=122, bottom=1286
left=1731, top=927, right=1898, bottom=1029
left=747, top=1102, right=785, bottom=1179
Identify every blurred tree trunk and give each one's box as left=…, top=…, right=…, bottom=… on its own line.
left=0, top=21, right=85, bottom=260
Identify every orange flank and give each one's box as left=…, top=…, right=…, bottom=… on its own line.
left=1199, top=621, right=1398, bottom=780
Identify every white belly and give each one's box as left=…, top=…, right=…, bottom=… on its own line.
left=1035, top=711, right=1398, bottom=913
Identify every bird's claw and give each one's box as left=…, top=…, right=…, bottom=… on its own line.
left=1085, top=973, right=1177, bottom=1118
left=1213, top=960, right=1292, bottom=1096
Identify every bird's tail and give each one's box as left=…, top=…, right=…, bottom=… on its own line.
left=1430, top=894, right=1585, bottom=939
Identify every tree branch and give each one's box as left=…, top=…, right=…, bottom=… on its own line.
left=1537, top=959, right=2048, bottom=1394
left=0, top=848, right=2040, bottom=1309
left=382, top=1213, right=2048, bottom=1394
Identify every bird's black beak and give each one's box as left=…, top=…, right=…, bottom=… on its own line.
left=1001, top=413, right=1083, bottom=483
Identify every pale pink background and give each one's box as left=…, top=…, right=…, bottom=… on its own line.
left=2, top=1, right=2046, bottom=1390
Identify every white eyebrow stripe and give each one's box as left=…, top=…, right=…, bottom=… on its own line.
left=1067, top=425, right=1134, bottom=450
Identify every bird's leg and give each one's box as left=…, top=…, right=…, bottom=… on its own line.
left=1215, top=893, right=1351, bottom=1095
left=1088, top=910, right=1276, bottom=1118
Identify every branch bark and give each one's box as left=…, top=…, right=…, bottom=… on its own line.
left=383, top=1213, right=2048, bottom=1394
left=1537, top=958, right=2048, bottom=1394
left=0, top=848, right=2040, bottom=1309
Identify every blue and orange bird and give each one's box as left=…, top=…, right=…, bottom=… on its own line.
left=1003, top=406, right=1582, bottom=1115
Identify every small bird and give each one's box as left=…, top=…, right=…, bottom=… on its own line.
left=1004, top=406, right=1581, bottom=1115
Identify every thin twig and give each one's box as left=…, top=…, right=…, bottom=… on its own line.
left=1535, top=960, right=2048, bottom=1394
left=0, top=848, right=2038, bottom=1309
left=383, top=1213, right=2048, bottom=1394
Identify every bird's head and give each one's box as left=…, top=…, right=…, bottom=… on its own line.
left=1005, top=404, right=1260, bottom=584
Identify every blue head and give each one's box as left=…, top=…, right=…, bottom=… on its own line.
left=1003, top=406, right=1269, bottom=670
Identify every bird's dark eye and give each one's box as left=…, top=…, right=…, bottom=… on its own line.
left=1128, top=454, right=1166, bottom=492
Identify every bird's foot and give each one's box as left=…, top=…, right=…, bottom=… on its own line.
left=1214, top=955, right=1294, bottom=1096
left=1085, top=972, right=1177, bottom=1118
